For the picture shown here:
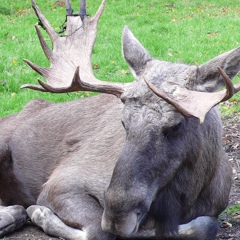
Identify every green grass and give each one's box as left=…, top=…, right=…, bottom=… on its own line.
left=224, top=204, right=240, bottom=215
left=219, top=204, right=240, bottom=223
left=0, top=0, right=240, bottom=117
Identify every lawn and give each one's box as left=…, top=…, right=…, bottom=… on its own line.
left=0, top=0, right=240, bottom=117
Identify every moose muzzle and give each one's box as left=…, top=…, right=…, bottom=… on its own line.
left=101, top=210, right=139, bottom=237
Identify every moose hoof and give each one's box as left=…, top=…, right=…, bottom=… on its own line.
left=27, top=205, right=87, bottom=240
left=0, top=205, right=27, bottom=237
left=26, top=205, right=54, bottom=229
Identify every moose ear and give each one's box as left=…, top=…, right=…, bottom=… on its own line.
left=196, top=47, right=240, bottom=92
left=122, top=26, right=152, bottom=77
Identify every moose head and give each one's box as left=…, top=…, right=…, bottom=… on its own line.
left=101, top=26, right=239, bottom=237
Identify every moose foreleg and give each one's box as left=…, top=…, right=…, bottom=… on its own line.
left=0, top=205, right=27, bottom=237
left=27, top=205, right=86, bottom=240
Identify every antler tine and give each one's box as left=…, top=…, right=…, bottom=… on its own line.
left=34, top=25, right=52, bottom=61
left=31, top=0, right=58, bottom=43
left=92, top=0, right=106, bottom=22
left=23, top=59, right=50, bottom=81
left=218, top=67, right=240, bottom=101
left=21, top=82, right=47, bottom=92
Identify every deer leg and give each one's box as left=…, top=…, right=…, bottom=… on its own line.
left=0, top=205, right=27, bottom=237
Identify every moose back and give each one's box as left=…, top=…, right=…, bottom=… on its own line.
left=1, top=0, right=239, bottom=240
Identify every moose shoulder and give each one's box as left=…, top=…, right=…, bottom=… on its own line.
left=1, top=0, right=240, bottom=239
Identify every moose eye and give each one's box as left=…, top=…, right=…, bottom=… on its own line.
left=136, top=207, right=148, bottom=224
left=172, top=122, right=182, bottom=132
left=121, top=120, right=126, bottom=129
left=163, top=122, right=183, bottom=137
left=120, top=96, right=127, bottom=104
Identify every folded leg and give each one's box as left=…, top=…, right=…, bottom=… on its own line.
left=0, top=205, right=27, bottom=237
left=28, top=192, right=116, bottom=240
left=27, top=205, right=86, bottom=240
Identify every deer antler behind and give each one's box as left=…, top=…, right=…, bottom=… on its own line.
left=21, top=0, right=125, bottom=97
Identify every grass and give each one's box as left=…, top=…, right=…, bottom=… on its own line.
left=219, top=204, right=240, bottom=223
left=0, top=0, right=240, bottom=117
left=224, top=204, right=240, bottom=215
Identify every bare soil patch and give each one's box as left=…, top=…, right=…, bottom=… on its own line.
left=216, top=115, right=240, bottom=240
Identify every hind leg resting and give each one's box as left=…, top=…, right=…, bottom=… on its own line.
left=0, top=205, right=27, bottom=237
left=27, top=205, right=86, bottom=240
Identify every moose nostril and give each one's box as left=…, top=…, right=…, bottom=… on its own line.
left=101, top=216, right=116, bottom=233
left=137, top=212, right=147, bottom=224
left=101, top=219, right=109, bottom=232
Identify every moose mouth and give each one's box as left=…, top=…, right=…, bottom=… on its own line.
left=102, top=222, right=138, bottom=237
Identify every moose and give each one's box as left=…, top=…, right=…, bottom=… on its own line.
left=0, top=0, right=240, bottom=239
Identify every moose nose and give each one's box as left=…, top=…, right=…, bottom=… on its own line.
left=101, top=217, right=112, bottom=233
left=101, top=221, right=133, bottom=237
left=101, top=212, right=138, bottom=237
left=101, top=217, right=120, bottom=235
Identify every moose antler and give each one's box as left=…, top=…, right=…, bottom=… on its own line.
left=21, top=0, right=125, bottom=97
left=145, top=67, right=240, bottom=124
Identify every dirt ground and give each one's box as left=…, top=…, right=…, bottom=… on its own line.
left=1, top=115, right=239, bottom=240
left=216, top=115, right=240, bottom=240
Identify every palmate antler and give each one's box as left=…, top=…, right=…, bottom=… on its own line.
left=145, top=67, right=240, bottom=123
left=21, top=0, right=125, bottom=97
